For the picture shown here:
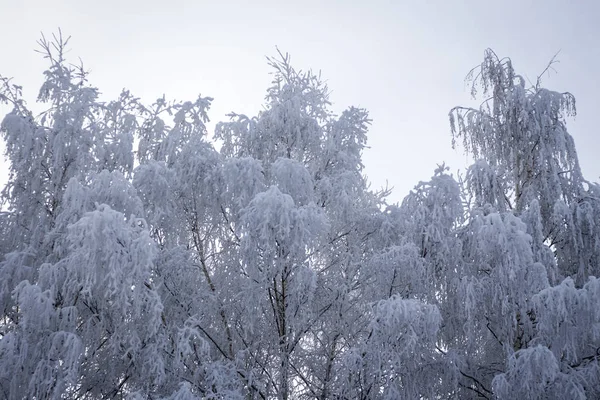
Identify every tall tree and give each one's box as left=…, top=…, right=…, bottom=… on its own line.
left=449, top=49, right=600, bottom=399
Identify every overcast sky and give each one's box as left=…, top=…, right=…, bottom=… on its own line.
left=1, top=0, right=599, bottom=202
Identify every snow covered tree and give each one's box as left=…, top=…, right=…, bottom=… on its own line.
left=0, top=33, right=209, bottom=399
left=449, top=48, right=599, bottom=286
left=449, top=49, right=600, bottom=399
left=209, top=51, right=396, bottom=399
left=1, top=36, right=598, bottom=400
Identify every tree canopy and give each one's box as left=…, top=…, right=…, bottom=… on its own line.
left=0, top=35, right=598, bottom=399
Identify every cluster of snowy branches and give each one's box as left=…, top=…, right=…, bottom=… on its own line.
left=0, top=35, right=599, bottom=399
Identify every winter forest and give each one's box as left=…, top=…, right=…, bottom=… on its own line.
left=0, top=33, right=599, bottom=400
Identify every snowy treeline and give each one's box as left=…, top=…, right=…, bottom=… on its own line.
left=0, top=35, right=599, bottom=399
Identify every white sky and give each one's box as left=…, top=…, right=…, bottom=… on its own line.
left=1, top=0, right=599, bottom=203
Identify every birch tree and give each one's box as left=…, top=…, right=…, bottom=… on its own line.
left=1, top=36, right=599, bottom=400
left=449, top=49, right=600, bottom=399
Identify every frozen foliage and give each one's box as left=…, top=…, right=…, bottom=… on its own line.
left=0, top=204, right=164, bottom=398
left=1, top=36, right=599, bottom=399
left=491, top=345, right=577, bottom=400
left=446, top=49, right=600, bottom=399
left=449, top=49, right=598, bottom=286
left=350, top=297, right=443, bottom=399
